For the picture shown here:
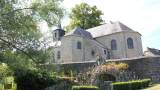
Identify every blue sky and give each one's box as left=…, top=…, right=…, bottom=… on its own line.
left=60, top=0, right=160, bottom=50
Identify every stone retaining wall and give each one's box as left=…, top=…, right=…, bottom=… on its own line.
left=59, top=56, right=160, bottom=82
left=109, top=56, right=160, bottom=82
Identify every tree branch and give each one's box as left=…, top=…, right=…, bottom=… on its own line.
left=0, top=37, right=36, bottom=61
left=1, top=7, right=34, bottom=16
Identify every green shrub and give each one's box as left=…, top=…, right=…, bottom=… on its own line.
left=72, top=85, right=100, bottom=90
left=112, top=79, right=151, bottom=90
left=0, top=77, right=17, bottom=90
left=0, top=63, right=13, bottom=79
left=14, top=69, right=58, bottom=90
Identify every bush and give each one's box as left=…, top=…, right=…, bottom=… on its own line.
left=14, top=69, right=58, bottom=90
left=0, top=63, right=13, bottom=79
left=0, top=76, right=17, bottom=90
left=112, top=79, right=151, bottom=90
left=72, top=85, right=100, bottom=90
left=46, top=78, right=76, bottom=90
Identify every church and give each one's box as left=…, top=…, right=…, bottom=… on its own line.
left=52, top=21, right=143, bottom=64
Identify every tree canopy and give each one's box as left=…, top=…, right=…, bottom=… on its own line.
left=66, top=3, right=104, bottom=31
left=0, top=0, right=64, bottom=65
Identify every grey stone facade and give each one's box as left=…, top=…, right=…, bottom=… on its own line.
left=52, top=21, right=143, bottom=64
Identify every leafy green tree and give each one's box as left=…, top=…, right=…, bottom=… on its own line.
left=26, top=47, right=53, bottom=64
left=66, top=3, right=104, bottom=31
left=0, top=0, right=64, bottom=64
left=0, top=50, right=35, bottom=70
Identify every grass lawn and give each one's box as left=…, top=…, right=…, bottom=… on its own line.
left=142, top=84, right=160, bottom=90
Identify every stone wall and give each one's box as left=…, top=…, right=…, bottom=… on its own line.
left=59, top=56, right=160, bottom=82
left=59, top=61, right=96, bottom=73
left=108, top=56, right=160, bottom=82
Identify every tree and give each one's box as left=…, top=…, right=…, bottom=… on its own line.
left=66, top=3, right=104, bottom=31
left=0, top=0, right=64, bottom=64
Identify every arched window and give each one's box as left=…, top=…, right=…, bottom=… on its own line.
left=55, top=33, right=57, bottom=38
left=57, top=51, right=61, bottom=59
left=111, top=39, right=117, bottom=50
left=91, top=50, right=95, bottom=56
left=77, top=41, right=82, bottom=49
left=127, top=38, right=134, bottom=49
left=104, top=50, right=106, bottom=54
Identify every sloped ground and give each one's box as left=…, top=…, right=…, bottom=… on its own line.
left=142, top=84, right=160, bottom=90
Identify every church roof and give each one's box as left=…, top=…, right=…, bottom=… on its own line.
left=86, top=21, right=139, bottom=38
left=144, top=47, right=160, bottom=56
left=65, top=27, right=93, bottom=39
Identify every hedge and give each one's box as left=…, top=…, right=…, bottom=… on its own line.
left=14, top=69, right=57, bottom=90
left=72, top=85, right=100, bottom=90
left=112, top=79, right=151, bottom=90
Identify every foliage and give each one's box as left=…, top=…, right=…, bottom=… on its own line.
left=112, top=79, right=151, bottom=90
left=66, top=2, right=104, bottom=31
left=32, top=0, right=64, bottom=26
left=0, top=76, right=17, bottom=90
left=102, top=62, right=129, bottom=72
left=0, top=0, right=64, bottom=64
left=0, top=50, right=35, bottom=70
left=0, top=84, right=2, bottom=89
left=0, top=0, right=65, bottom=89
left=72, top=85, right=100, bottom=90
left=14, top=68, right=58, bottom=90
left=0, top=63, right=13, bottom=80
left=46, top=78, right=77, bottom=90
left=26, top=48, right=53, bottom=64
left=76, top=62, right=129, bottom=85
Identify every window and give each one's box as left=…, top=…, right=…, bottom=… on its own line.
left=111, top=39, right=117, bottom=50
left=91, top=50, right=95, bottom=56
left=57, top=51, right=60, bottom=59
left=127, top=38, right=134, bottom=49
left=77, top=41, right=82, bottom=49
left=104, top=50, right=107, bottom=54
left=107, top=51, right=111, bottom=59
left=55, top=33, right=57, bottom=38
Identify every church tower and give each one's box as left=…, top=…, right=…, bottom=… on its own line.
left=52, top=24, right=65, bottom=41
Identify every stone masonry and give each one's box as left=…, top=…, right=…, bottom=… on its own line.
left=59, top=56, right=160, bottom=82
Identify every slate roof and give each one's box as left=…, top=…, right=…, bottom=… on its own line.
left=144, top=47, right=160, bottom=56
left=86, top=21, right=139, bottom=38
left=65, top=27, right=93, bottom=39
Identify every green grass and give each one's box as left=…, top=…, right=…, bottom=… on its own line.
left=0, top=83, right=3, bottom=89
left=142, top=84, right=160, bottom=90
left=0, top=77, right=17, bottom=90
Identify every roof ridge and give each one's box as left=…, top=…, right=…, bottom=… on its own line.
left=117, top=21, right=134, bottom=31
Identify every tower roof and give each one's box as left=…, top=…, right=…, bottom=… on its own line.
left=65, top=27, right=93, bottom=39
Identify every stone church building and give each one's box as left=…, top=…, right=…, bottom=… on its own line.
left=52, top=21, right=143, bottom=64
